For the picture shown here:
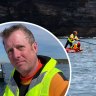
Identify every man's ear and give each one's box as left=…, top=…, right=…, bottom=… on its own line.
left=32, top=42, right=38, bottom=53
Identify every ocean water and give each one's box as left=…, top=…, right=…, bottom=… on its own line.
left=60, top=38, right=96, bottom=96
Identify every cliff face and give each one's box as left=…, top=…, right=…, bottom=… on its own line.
left=0, top=0, right=96, bottom=37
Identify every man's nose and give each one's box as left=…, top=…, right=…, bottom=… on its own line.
left=13, top=48, right=21, bottom=59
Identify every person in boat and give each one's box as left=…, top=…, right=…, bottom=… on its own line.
left=65, top=31, right=79, bottom=48
left=1, top=24, right=69, bottom=96
left=72, top=42, right=81, bottom=51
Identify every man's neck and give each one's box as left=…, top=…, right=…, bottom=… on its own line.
left=20, top=59, right=43, bottom=77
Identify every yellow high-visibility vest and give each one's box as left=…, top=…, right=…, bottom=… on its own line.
left=3, top=58, right=61, bottom=96
left=68, top=34, right=77, bottom=43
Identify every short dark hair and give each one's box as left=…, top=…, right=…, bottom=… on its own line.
left=0, top=24, right=35, bottom=45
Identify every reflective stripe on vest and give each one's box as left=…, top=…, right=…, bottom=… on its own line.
left=3, top=58, right=61, bottom=96
left=26, top=68, right=61, bottom=96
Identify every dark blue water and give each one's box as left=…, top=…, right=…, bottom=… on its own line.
left=60, top=38, right=96, bottom=96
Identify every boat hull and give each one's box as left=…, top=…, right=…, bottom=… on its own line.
left=66, top=48, right=82, bottom=53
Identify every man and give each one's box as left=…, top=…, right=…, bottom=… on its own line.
left=1, top=24, right=69, bottom=96
left=65, top=31, right=79, bottom=48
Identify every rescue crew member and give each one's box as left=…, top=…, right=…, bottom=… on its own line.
left=1, top=24, right=69, bottom=96
left=65, top=31, right=79, bottom=48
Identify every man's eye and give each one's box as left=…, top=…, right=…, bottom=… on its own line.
left=17, top=46, right=25, bottom=50
left=7, top=49, right=13, bottom=54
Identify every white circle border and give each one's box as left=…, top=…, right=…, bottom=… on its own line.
left=0, top=21, right=72, bottom=96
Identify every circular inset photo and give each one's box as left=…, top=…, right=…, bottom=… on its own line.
left=0, top=21, right=71, bottom=96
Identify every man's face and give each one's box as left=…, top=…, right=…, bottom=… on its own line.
left=4, top=30, right=38, bottom=76
left=74, top=31, right=78, bottom=36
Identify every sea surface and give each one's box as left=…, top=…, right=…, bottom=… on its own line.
left=60, top=38, right=96, bottom=96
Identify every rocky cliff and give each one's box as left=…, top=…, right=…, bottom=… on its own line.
left=0, top=0, right=96, bottom=37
